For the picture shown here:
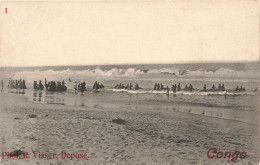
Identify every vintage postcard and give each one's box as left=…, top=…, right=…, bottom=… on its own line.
left=0, top=0, right=259, bottom=164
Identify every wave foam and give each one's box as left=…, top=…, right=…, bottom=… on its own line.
left=7, top=66, right=257, bottom=83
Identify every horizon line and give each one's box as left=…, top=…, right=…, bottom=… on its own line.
left=0, top=60, right=259, bottom=68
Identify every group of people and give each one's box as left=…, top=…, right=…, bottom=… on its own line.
left=8, top=79, right=27, bottom=89
left=201, top=84, right=226, bottom=92
left=33, top=80, right=44, bottom=90
left=93, top=81, right=104, bottom=90
left=154, top=83, right=166, bottom=90
left=74, top=81, right=86, bottom=94
left=114, top=83, right=141, bottom=90
left=235, top=86, right=246, bottom=91
left=3, top=78, right=258, bottom=95
left=45, top=79, right=67, bottom=92
left=114, top=83, right=133, bottom=89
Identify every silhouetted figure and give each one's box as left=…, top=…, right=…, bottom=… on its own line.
left=34, top=81, right=38, bottom=90
left=239, top=86, right=245, bottom=91
left=154, top=83, right=157, bottom=90
left=74, top=81, right=78, bottom=93
left=100, top=83, right=104, bottom=89
left=1, top=80, right=4, bottom=93
left=212, top=85, right=216, bottom=90
left=129, top=83, right=133, bottom=90
left=166, top=86, right=169, bottom=95
left=189, top=84, right=193, bottom=92
left=218, top=84, right=222, bottom=90
left=203, top=84, right=207, bottom=92
left=135, top=83, right=139, bottom=90
left=160, top=83, right=164, bottom=90
left=81, top=82, right=86, bottom=94
left=254, top=87, right=258, bottom=92
left=15, top=80, right=18, bottom=89
left=184, top=84, right=188, bottom=91
left=39, top=80, right=44, bottom=90
left=235, top=86, right=239, bottom=91
left=177, top=83, right=181, bottom=91
left=222, top=84, right=225, bottom=91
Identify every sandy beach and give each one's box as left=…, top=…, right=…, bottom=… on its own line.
left=0, top=92, right=259, bottom=165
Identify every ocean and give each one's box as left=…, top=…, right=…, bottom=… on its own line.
left=1, top=62, right=259, bottom=124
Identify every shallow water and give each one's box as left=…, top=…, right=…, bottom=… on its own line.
left=5, top=88, right=256, bottom=124
left=1, top=62, right=259, bottom=124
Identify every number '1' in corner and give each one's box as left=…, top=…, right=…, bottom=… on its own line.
left=5, top=8, right=7, bottom=13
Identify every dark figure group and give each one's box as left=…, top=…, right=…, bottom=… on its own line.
left=202, top=84, right=225, bottom=92
left=114, top=83, right=141, bottom=90
left=184, top=84, right=194, bottom=92
left=171, top=83, right=193, bottom=93
left=44, top=78, right=67, bottom=92
left=154, top=83, right=165, bottom=90
left=8, top=79, right=27, bottom=89
left=235, top=86, right=246, bottom=91
left=93, top=81, right=104, bottom=90
left=114, top=83, right=133, bottom=90
left=34, top=80, right=44, bottom=90
left=76, top=81, right=86, bottom=94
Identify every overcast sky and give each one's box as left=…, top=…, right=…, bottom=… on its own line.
left=0, top=0, right=259, bottom=67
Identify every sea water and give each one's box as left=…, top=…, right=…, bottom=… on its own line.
left=1, top=62, right=259, bottom=124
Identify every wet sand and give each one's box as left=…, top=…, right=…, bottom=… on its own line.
left=0, top=93, right=259, bottom=165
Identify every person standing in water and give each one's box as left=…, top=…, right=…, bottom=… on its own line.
left=1, top=80, right=4, bottom=93
left=177, top=83, right=181, bottom=91
left=166, top=86, right=169, bottom=95
left=129, top=83, right=133, bottom=90
left=222, top=84, right=225, bottom=91
left=160, top=83, right=164, bottom=90
left=218, top=84, right=222, bottom=90
left=189, top=84, right=193, bottom=92
left=154, top=83, right=157, bottom=90
left=203, top=84, right=207, bottom=92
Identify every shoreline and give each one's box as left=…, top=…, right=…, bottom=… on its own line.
left=0, top=93, right=259, bottom=165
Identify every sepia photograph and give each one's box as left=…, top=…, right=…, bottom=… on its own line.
left=0, top=0, right=259, bottom=164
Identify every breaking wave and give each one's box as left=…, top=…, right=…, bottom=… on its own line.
left=107, top=89, right=256, bottom=96
left=5, top=66, right=258, bottom=82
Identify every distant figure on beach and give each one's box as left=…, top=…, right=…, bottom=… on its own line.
left=160, top=83, right=164, bottom=90
left=177, top=83, right=181, bottom=91
left=184, top=84, right=188, bottom=91
left=222, top=84, right=225, bottom=91
left=81, top=82, right=86, bottom=94
left=1, top=80, right=4, bottom=93
left=212, top=85, right=216, bottom=90
left=235, top=86, right=239, bottom=91
left=239, top=86, right=245, bottom=91
left=129, top=83, right=133, bottom=90
left=69, top=78, right=71, bottom=82
left=23, top=80, right=27, bottom=89
left=154, top=83, right=157, bottom=90
left=218, top=84, right=222, bottom=91
left=74, top=81, right=80, bottom=93
left=254, top=87, right=258, bottom=92
left=203, top=84, right=207, bottom=92
left=166, top=86, right=169, bottom=95
left=172, top=84, right=176, bottom=93
left=135, top=83, right=139, bottom=90
left=189, top=84, right=193, bottom=92
left=39, top=80, right=44, bottom=90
